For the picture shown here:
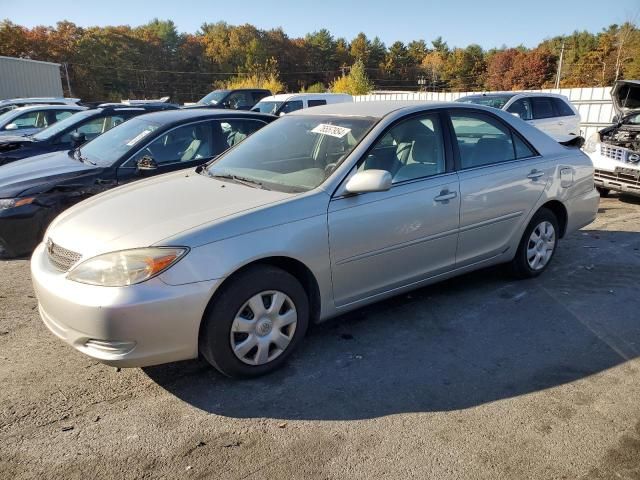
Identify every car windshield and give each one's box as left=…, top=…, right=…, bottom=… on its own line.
left=198, top=90, right=229, bottom=105
left=625, top=113, right=640, bottom=125
left=32, top=110, right=94, bottom=140
left=456, top=95, right=514, bottom=109
left=205, top=115, right=376, bottom=193
left=79, top=117, right=161, bottom=167
left=252, top=101, right=283, bottom=114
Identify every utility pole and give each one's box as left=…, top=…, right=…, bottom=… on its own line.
left=555, top=42, right=565, bottom=89
left=63, top=62, right=73, bottom=97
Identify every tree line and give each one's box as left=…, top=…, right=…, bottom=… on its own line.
left=1, top=19, right=638, bottom=103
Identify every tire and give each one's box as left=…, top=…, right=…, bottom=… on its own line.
left=510, top=207, right=559, bottom=279
left=596, top=187, right=610, bottom=197
left=199, top=265, right=309, bottom=378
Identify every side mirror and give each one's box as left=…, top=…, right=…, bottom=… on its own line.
left=279, top=112, right=286, bottom=117
left=70, top=131, right=86, bottom=147
left=345, top=170, right=392, bottom=194
left=136, top=155, right=158, bottom=171
left=510, top=112, right=521, bottom=119
left=4, top=123, right=18, bottom=131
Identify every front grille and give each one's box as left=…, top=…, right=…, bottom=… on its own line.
left=46, top=240, right=82, bottom=272
left=600, top=144, right=626, bottom=161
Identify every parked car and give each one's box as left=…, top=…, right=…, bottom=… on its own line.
left=0, top=97, right=81, bottom=115
left=251, top=93, right=352, bottom=115
left=0, top=109, right=274, bottom=257
left=31, top=101, right=599, bottom=377
left=0, top=103, right=178, bottom=166
left=190, top=89, right=272, bottom=110
left=0, top=104, right=86, bottom=137
left=584, top=80, right=640, bottom=197
left=456, top=92, right=581, bottom=142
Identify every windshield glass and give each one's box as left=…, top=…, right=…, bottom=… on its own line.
left=79, top=117, right=160, bottom=167
left=456, top=95, right=514, bottom=109
left=625, top=113, right=640, bottom=125
left=198, top=90, right=229, bottom=105
left=206, top=115, right=376, bottom=193
left=252, top=101, right=284, bottom=115
left=32, top=110, right=93, bottom=140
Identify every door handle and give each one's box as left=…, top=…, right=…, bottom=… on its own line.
left=527, top=170, right=545, bottom=180
left=434, top=191, right=457, bottom=202
left=96, top=178, right=116, bottom=185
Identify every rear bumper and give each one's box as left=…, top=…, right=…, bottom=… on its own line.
left=31, top=242, right=221, bottom=367
left=565, top=188, right=599, bottom=235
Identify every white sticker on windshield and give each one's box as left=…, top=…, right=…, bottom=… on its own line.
left=126, top=129, right=154, bottom=146
left=311, top=124, right=351, bottom=138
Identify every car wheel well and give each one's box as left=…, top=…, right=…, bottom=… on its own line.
left=538, top=200, right=567, bottom=238
left=198, top=256, right=321, bottom=350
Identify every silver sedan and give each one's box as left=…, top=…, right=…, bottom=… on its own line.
left=31, top=101, right=599, bottom=377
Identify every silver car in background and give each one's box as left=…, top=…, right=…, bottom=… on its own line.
left=31, top=101, right=599, bottom=378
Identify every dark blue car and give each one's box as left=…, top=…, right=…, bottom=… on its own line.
left=0, top=103, right=178, bottom=166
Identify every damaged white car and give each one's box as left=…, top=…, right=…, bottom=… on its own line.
left=586, top=80, right=640, bottom=197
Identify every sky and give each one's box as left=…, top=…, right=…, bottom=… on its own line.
left=1, top=0, right=639, bottom=49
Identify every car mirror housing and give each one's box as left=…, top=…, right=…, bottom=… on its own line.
left=345, top=169, right=392, bottom=194
left=511, top=112, right=521, bottom=119
left=70, top=131, right=86, bottom=147
left=4, top=123, right=18, bottom=131
left=136, top=155, right=158, bottom=171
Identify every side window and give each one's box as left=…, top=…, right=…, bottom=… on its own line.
left=361, top=114, right=446, bottom=183
left=451, top=112, right=515, bottom=168
left=60, top=115, right=128, bottom=143
left=55, top=110, right=74, bottom=122
left=225, top=92, right=251, bottom=109
left=128, top=121, right=218, bottom=166
left=252, top=91, right=269, bottom=103
left=506, top=99, right=532, bottom=120
left=513, top=135, right=536, bottom=159
left=551, top=98, right=575, bottom=117
left=7, top=111, right=40, bottom=129
left=222, top=119, right=264, bottom=147
left=531, top=97, right=555, bottom=119
left=280, top=100, right=304, bottom=114
left=308, top=99, right=327, bottom=108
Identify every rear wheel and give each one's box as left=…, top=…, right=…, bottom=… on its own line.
left=199, top=265, right=309, bottom=378
left=510, top=208, right=559, bottom=279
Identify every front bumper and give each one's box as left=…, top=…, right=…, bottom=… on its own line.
left=31, top=242, right=221, bottom=367
left=589, top=150, right=640, bottom=196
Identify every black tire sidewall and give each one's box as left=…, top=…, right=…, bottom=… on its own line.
left=512, top=208, right=559, bottom=278
left=200, top=265, right=309, bottom=378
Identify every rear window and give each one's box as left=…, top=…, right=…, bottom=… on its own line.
left=308, top=99, right=327, bottom=108
left=551, top=98, right=575, bottom=117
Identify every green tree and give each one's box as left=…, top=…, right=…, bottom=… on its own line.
left=331, top=60, right=373, bottom=95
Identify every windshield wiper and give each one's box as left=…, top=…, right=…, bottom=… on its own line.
left=73, top=148, right=96, bottom=166
left=208, top=172, right=266, bottom=189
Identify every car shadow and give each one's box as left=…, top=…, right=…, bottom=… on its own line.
left=144, top=228, right=640, bottom=420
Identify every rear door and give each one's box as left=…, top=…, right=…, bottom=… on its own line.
left=450, top=109, right=551, bottom=266
left=550, top=97, right=580, bottom=139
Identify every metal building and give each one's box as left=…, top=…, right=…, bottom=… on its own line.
left=0, top=56, right=64, bottom=100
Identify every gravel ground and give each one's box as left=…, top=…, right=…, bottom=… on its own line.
left=1, top=194, right=640, bottom=480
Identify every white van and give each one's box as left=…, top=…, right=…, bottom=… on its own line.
left=251, top=93, right=353, bottom=116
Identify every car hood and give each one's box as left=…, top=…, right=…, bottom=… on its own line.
left=611, top=80, right=640, bottom=117
left=47, top=170, right=294, bottom=257
left=0, top=151, right=96, bottom=197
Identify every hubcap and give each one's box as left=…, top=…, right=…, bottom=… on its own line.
left=526, top=220, right=556, bottom=271
left=230, top=290, right=297, bottom=366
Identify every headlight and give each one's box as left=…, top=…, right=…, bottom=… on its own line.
left=583, top=132, right=600, bottom=154
left=67, top=247, right=188, bottom=287
left=0, top=197, right=35, bottom=210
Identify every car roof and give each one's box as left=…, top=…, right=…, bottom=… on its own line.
left=0, top=97, right=80, bottom=105
left=288, top=100, right=449, bottom=118
left=3, top=104, right=85, bottom=114
left=459, top=92, right=569, bottom=100
left=134, top=108, right=275, bottom=124
left=261, top=93, right=351, bottom=102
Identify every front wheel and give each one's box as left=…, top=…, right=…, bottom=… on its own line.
left=596, top=187, right=610, bottom=197
left=510, top=208, right=559, bottom=279
left=199, top=265, right=309, bottom=378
